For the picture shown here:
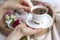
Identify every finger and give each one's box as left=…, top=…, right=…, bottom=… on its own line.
left=16, top=4, right=30, bottom=12
left=35, top=28, right=43, bottom=34
left=21, top=0, right=33, bottom=7
left=21, top=27, right=34, bottom=35
left=2, top=1, right=30, bottom=10
left=21, top=26, right=38, bottom=35
left=21, top=25, right=43, bottom=35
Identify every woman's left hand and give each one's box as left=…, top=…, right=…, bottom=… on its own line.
left=1, top=0, right=30, bottom=10
left=0, top=0, right=30, bottom=20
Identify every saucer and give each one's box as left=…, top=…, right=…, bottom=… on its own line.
left=26, top=14, right=54, bottom=28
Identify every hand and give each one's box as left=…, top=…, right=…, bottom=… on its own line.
left=5, top=23, right=43, bottom=40
left=5, top=26, right=24, bottom=40
left=19, top=0, right=33, bottom=7
left=1, top=0, right=30, bottom=10
left=15, top=23, right=43, bottom=36
left=6, top=22, right=42, bottom=40
left=0, top=0, right=30, bottom=20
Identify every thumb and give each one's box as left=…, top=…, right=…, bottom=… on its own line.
left=14, top=23, right=26, bottom=31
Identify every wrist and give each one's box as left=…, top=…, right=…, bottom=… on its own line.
left=13, top=30, right=24, bottom=38
left=6, top=30, right=24, bottom=40
left=12, top=31, right=24, bottom=40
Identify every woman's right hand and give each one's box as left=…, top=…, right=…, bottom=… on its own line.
left=15, top=23, right=43, bottom=36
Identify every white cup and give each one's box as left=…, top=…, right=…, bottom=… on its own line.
left=31, top=6, right=48, bottom=23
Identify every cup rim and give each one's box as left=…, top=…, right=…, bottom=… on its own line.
left=31, top=5, right=48, bottom=13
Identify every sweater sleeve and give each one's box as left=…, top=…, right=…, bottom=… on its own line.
left=0, top=0, right=6, bottom=6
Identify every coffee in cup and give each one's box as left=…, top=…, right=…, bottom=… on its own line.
left=31, top=6, right=48, bottom=24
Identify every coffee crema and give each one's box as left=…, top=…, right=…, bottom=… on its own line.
left=32, top=8, right=47, bottom=14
